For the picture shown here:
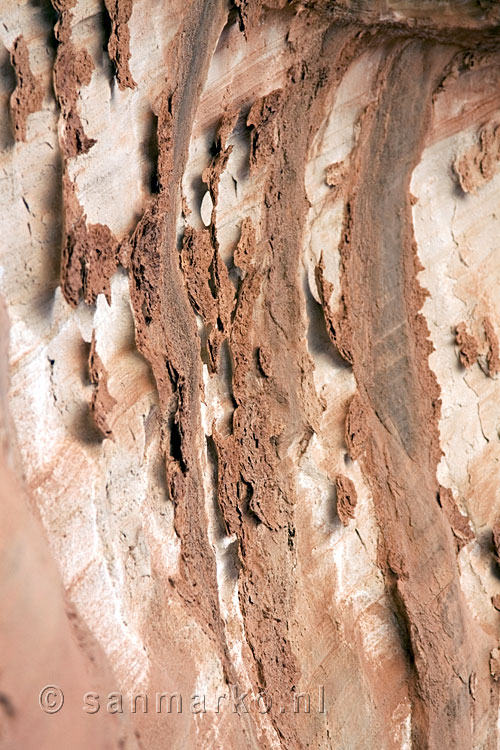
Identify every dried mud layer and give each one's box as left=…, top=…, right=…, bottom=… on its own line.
left=2, top=1, right=500, bottom=749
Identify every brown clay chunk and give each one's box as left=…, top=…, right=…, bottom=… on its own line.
left=335, top=474, right=358, bottom=526
left=456, top=322, right=478, bottom=367
left=9, top=36, right=43, bottom=142
left=104, top=0, right=136, bottom=90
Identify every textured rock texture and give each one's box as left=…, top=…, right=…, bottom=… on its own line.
left=2, top=1, right=500, bottom=748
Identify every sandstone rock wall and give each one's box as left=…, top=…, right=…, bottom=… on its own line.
left=2, top=1, right=500, bottom=748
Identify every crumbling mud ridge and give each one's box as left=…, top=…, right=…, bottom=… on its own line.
left=2, top=1, right=500, bottom=748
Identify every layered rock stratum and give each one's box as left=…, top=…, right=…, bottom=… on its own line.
left=2, top=1, right=500, bottom=748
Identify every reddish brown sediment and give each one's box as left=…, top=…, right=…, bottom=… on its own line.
left=456, top=321, right=479, bottom=368
left=51, top=2, right=95, bottom=157
left=181, top=227, right=220, bottom=327
left=232, top=0, right=264, bottom=36
left=180, top=112, right=238, bottom=372
left=454, top=119, right=500, bottom=194
left=201, top=111, right=239, bottom=209
left=246, top=89, right=283, bottom=176
left=316, top=253, right=354, bottom=364
left=126, top=0, right=237, bottom=685
left=60, top=174, right=118, bottom=306
left=51, top=2, right=105, bottom=308
left=325, top=160, right=349, bottom=198
left=104, top=0, right=136, bottom=90
left=9, top=36, right=43, bottom=142
left=209, top=24, right=369, bottom=748
left=180, top=225, right=233, bottom=372
left=345, top=393, right=370, bottom=460
left=484, top=317, right=500, bottom=375
left=335, top=474, right=358, bottom=526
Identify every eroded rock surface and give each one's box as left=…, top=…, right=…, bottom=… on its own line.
left=2, top=1, right=500, bottom=748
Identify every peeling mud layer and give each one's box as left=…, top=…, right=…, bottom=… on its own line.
left=2, top=1, right=500, bottom=749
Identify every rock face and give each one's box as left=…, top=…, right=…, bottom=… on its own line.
left=2, top=1, right=500, bottom=748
